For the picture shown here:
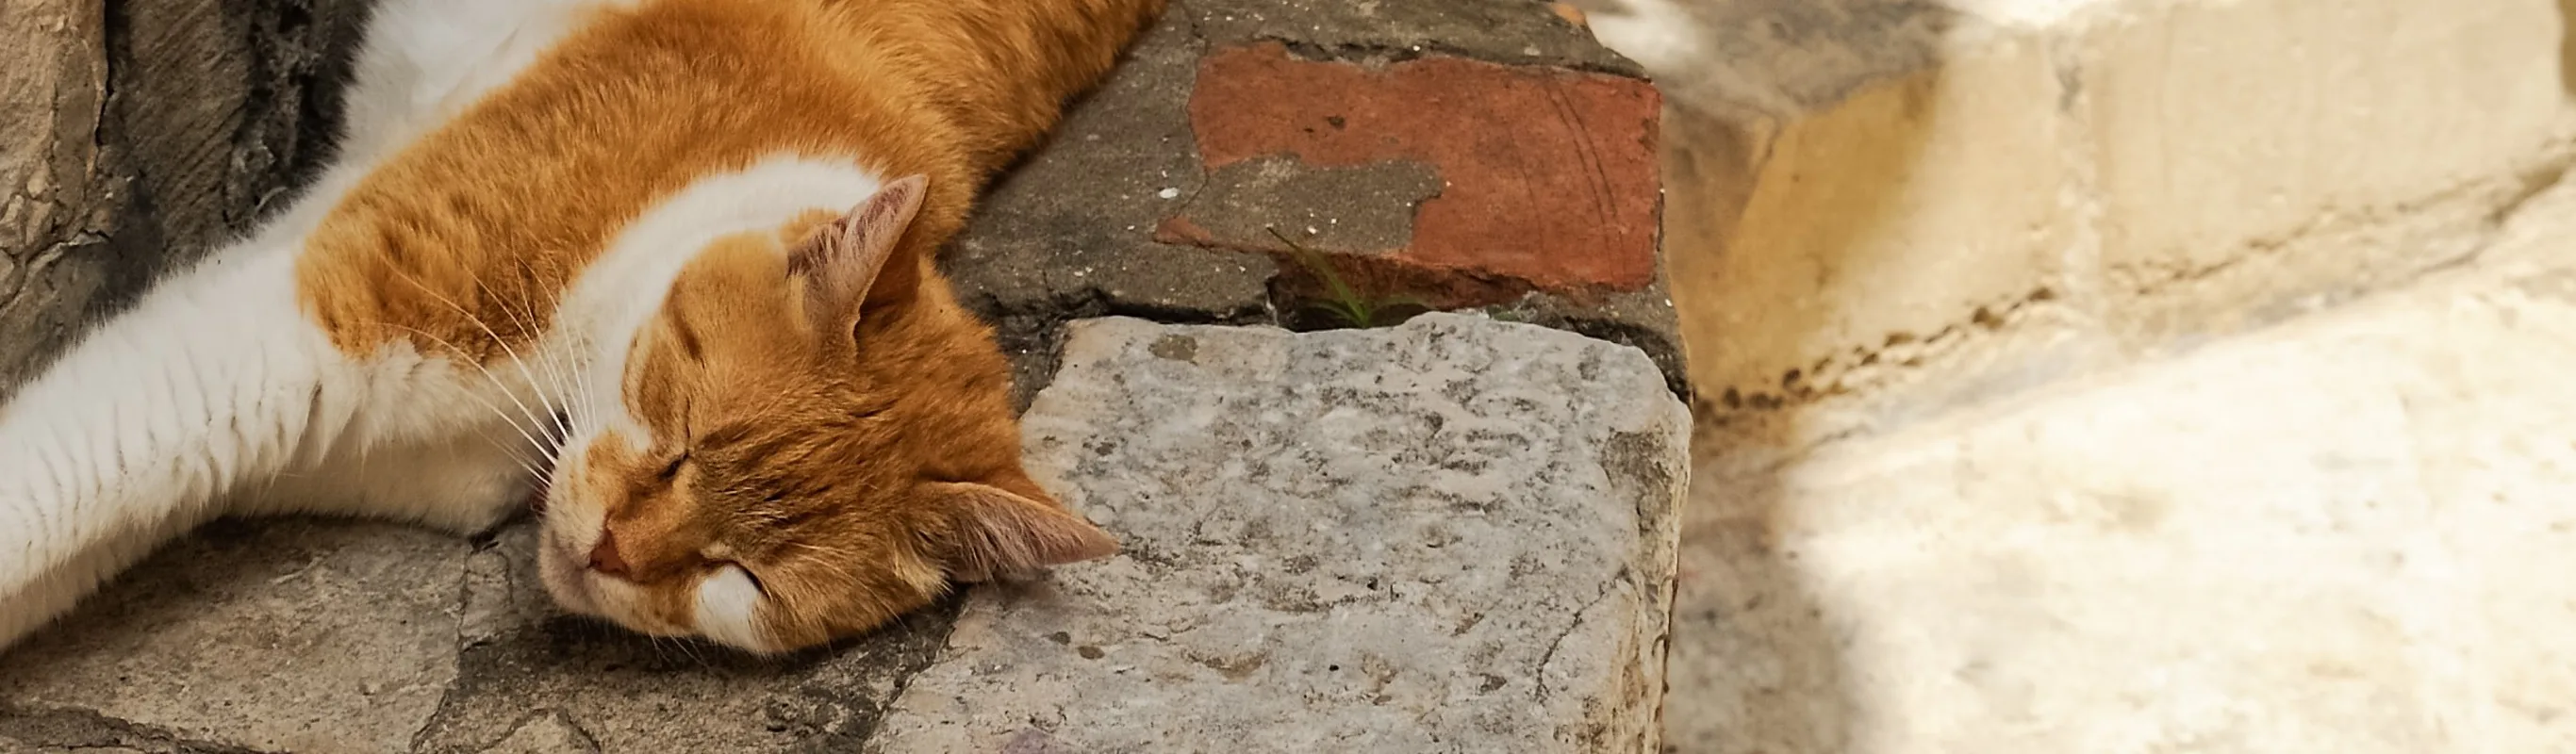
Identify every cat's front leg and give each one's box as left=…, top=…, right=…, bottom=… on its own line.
left=0, top=251, right=355, bottom=651
left=243, top=429, right=553, bottom=535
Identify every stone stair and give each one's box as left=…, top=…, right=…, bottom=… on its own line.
left=1570, top=0, right=2576, bottom=749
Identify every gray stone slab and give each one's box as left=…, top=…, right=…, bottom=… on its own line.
left=867, top=313, right=1688, bottom=753
left=0, top=519, right=469, bottom=754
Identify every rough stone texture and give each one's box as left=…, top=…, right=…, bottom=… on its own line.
left=943, top=3, right=1280, bottom=410
left=0, top=0, right=115, bottom=395
left=0, top=0, right=362, bottom=393
left=949, top=0, right=1688, bottom=404
left=1662, top=172, right=2576, bottom=753
left=1584, top=0, right=2576, bottom=451
left=0, top=516, right=960, bottom=754
left=1163, top=42, right=1660, bottom=300
left=869, top=314, right=1689, bottom=753
left=474, top=713, right=595, bottom=754
left=0, top=521, right=468, bottom=754
left=1191, top=0, right=1645, bottom=76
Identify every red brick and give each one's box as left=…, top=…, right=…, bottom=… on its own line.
left=1167, top=42, right=1661, bottom=298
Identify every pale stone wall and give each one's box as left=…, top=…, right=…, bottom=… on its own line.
left=1579, top=0, right=2576, bottom=456
left=0, top=0, right=361, bottom=391
left=2, top=0, right=118, bottom=391
left=1582, top=3, right=2576, bottom=752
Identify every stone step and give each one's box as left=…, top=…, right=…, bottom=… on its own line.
left=1582, top=0, right=2576, bottom=453
left=1662, top=168, right=2576, bottom=753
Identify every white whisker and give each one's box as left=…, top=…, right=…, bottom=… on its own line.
left=381, top=266, right=569, bottom=457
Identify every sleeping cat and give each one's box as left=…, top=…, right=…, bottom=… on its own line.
left=0, top=0, right=1157, bottom=654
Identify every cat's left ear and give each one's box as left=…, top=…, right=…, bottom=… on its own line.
left=787, top=174, right=928, bottom=331
left=928, top=481, right=1119, bottom=583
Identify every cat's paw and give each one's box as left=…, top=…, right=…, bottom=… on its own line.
left=421, top=467, right=544, bottom=535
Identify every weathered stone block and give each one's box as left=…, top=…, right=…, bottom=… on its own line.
left=1610, top=0, right=2575, bottom=449
left=1163, top=41, right=1663, bottom=302
left=2081, top=0, right=2571, bottom=343
left=868, top=314, right=1689, bottom=753
left=952, top=0, right=1688, bottom=402
left=1664, top=34, right=2073, bottom=433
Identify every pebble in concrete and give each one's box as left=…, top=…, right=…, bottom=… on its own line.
left=868, top=314, right=1690, bottom=753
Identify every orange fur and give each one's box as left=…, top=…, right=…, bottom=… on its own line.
left=295, top=0, right=1159, bottom=649
left=299, top=0, right=1160, bottom=359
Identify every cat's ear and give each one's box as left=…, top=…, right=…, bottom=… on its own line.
left=787, top=174, right=928, bottom=331
left=928, top=481, right=1119, bottom=582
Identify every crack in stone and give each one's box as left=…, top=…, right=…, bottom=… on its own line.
left=2117, top=141, right=2576, bottom=299
left=1257, top=36, right=1641, bottom=78
left=844, top=602, right=967, bottom=750
left=1531, top=569, right=1625, bottom=704
left=0, top=703, right=281, bottom=754
left=409, top=553, right=484, bottom=753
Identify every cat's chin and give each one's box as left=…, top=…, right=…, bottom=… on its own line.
left=533, top=528, right=602, bottom=616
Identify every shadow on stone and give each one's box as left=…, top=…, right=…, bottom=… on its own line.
left=2559, top=0, right=2576, bottom=99
left=412, top=523, right=960, bottom=754
left=0, top=516, right=966, bottom=754
left=1589, top=0, right=1967, bottom=749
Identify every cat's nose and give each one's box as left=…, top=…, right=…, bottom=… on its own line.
left=588, top=530, right=631, bottom=578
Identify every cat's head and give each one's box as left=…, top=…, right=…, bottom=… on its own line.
left=535, top=175, right=1115, bottom=653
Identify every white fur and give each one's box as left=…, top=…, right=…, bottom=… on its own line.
left=0, top=0, right=878, bottom=652
left=694, top=566, right=772, bottom=651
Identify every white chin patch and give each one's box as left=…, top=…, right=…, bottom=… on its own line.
left=694, top=565, right=770, bottom=651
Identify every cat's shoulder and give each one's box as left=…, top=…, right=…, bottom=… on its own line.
left=338, top=0, right=648, bottom=157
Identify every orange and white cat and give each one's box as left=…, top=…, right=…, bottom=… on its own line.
left=0, top=0, right=1157, bottom=653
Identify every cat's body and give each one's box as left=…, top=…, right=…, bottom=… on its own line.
left=2, top=0, right=1152, bottom=653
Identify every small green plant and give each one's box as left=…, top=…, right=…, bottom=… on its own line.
left=1266, top=226, right=1428, bottom=329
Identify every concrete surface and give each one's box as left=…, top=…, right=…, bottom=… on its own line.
left=1662, top=178, right=2576, bottom=752
left=0, top=521, right=465, bottom=754
left=871, top=314, right=1687, bottom=753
